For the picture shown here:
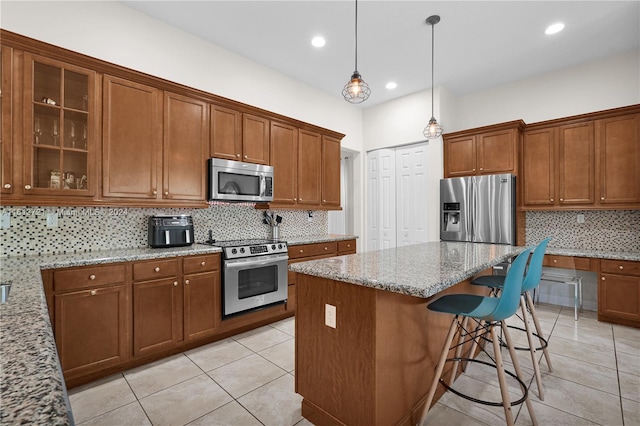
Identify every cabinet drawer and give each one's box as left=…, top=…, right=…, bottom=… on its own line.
left=600, top=259, right=640, bottom=277
left=543, top=255, right=593, bottom=271
left=289, top=242, right=338, bottom=260
left=53, top=264, right=126, bottom=292
left=133, top=258, right=179, bottom=281
left=183, top=254, right=220, bottom=274
left=338, top=240, right=356, bottom=255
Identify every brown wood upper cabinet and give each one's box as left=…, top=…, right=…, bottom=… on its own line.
left=443, top=121, right=523, bottom=178
left=163, top=92, right=208, bottom=201
left=1, top=46, right=13, bottom=196
left=270, top=121, right=298, bottom=204
left=102, top=75, right=162, bottom=200
left=22, top=53, right=97, bottom=198
left=523, top=108, right=639, bottom=210
left=523, top=122, right=595, bottom=207
left=210, top=104, right=269, bottom=165
left=596, top=113, right=640, bottom=205
left=297, top=129, right=322, bottom=206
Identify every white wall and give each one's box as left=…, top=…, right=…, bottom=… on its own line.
left=1, top=0, right=367, bottom=242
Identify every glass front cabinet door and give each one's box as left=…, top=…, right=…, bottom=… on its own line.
left=23, top=54, right=96, bottom=197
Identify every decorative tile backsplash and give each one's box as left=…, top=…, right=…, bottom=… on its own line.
left=0, top=204, right=327, bottom=257
left=526, top=210, right=640, bottom=251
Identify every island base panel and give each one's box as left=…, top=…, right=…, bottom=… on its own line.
left=295, top=274, right=486, bottom=426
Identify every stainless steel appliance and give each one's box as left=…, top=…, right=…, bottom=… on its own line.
left=208, top=158, right=274, bottom=203
left=148, top=215, right=194, bottom=248
left=440, top=174, right=516, bottom=245
left=204, top=239, right=288, bottom=318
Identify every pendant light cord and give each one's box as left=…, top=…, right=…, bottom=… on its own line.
left=354, top=0, right=358, bottom=72
left=431, top=20, right=435, bottom=118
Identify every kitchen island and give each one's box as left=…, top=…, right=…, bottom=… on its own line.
left=288, top=241, right=524, bottom=426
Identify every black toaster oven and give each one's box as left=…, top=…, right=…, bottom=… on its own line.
left=148, top=215, right=194, bottom=248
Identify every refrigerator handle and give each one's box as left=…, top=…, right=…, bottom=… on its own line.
left=469, top=176, right=475, bottom=240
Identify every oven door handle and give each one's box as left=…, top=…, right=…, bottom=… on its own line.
left=224, top=255, right=288, bottom=269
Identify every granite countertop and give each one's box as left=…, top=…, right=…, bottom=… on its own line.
left=0, top=244, right=222, bottom=425
left=289, top=241, right=525, bottom=299
left=545, top=247, right=640, bottom=261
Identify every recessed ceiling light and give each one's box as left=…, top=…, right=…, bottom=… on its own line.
left=385, top=82, right=397, bottom=90
left=545, top=23, right=565, bottom=35
left=311, top=36, right=326, bottom=47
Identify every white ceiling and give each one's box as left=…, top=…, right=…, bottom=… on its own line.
left=120, top=1, right=640, bottom=108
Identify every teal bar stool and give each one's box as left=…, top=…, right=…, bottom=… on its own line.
left=471, top=238, right=552, bottom=401
left=418, top=248, right=537, bottom=426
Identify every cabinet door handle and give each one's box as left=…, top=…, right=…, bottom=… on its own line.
left=244, top=155, right=248, bottom=159
left=152, top=189, right=157, bottom=195
left=479, top=167, right=483, bottom=171
left=560, top=198, right=564, bottom=202
left=472, top=168, right=476, bottom=172
left=154, top=267, right=160, bottom=272
left=173, top=281, right=178, bottom=286
left=619, top=265, right=624, bottom=270
left=236, top=154, right=240, bottom=158
left=553, top=259, right=557, bottom=263
left=299, top=249, right=304, bottom=253
left=323, top=199, right=326, bottom=203
left=601, top=277, right=605, bottom=281
left=90, top=290, right=97, bottom=296
left=324, top=247, right=328, bottom=251
left=294, top=198, right=297, bottom=201
left=185, top=279, right=190, bottom=285
left=24, top=184, right=32, bottom=190
left=89, top=274, right=96, bottom=280
left=3, top=183, right=10, bottom=189
left=347, top=244, right=351, bottom=248
left=164, top=191, right=169, bottom=197
left=201, top=261, right=206, bottom=266
left=550, top=198, right=554, bottom=202
left=601, top=197, right=605, bottom=201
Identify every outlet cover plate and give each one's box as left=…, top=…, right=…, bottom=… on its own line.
left=325, top=303, right=336, bottom=328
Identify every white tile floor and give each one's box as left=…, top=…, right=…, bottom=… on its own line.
left=69, top=304, right=640, bottom=425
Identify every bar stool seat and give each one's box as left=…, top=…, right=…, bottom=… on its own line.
left=418, top=247, right=537, bottom=426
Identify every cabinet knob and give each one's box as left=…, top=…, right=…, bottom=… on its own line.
left=154, top=267, right=160, bottom=272
left=550, top=198, right=554, bottom=202
left=560, top=198, right=564, bottom=202
left=244, top=155, right=248, bottom=159
left=164, top=191, right=169, bottom=197
left=89, top=274, right=96, bottom=280
left=173, top=281, right=178, bottom=286
left=90, top=290, right=97, bottom=296
left=294, top=198, right=297, bottom=201
left=480, top=167, right=483, bottom=171
left=347, top=244, right=351, bottom=248
left=236, top=154, right=240, bottom=158
left=299, top=249, right=304, bottom=253
left=323, top=200, right=326, bottom=203
left=185, top=279, right=190, bottom=285
left=553, top=259, right=557, bottom=263
left=472, top=168, right=476, bottom=172
left=601, top=197, right=605, bottom=200
left=152, top=189, right=157, bottom=195
left=201, top=261, right=206, bottom=266
left=24, top=184, right=32, bottom=190
left=3, top=183, right=10, bottom=189
left=299, top=198, right=303, bottom=201
left=601, top=277, right=605, bottom=281
left=324, top=247, right=328, bottom=251
left=619, top=265, right=624, bottom=270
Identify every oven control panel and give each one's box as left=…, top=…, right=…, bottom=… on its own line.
left=223, top=242, right=288, bottom=259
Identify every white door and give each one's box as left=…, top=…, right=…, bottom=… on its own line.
left=367, top=149, right=396, bottom=250
left=396, top=143, right=429, bottom=247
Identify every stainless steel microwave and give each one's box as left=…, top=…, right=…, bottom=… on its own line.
left=208, top=158, right=274, bottom=202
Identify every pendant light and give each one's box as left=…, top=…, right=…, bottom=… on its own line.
left=423, top=15, right=443, bottom=139
left=342, top=0, right=371, bottom=103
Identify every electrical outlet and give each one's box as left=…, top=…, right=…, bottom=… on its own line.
left=577, top=214, right=585, bottom=224
left=46, top=212, right=58, bottom=228
left=307, top=210, right=313, bottom=222
left=325, top=304, right=336, bottom=329
left=0, top=212, right=10, bottom=229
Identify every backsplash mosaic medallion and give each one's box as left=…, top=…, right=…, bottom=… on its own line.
left=0, top=204, right=328, bottom=257
left=526, top=210, right=640, bottom=252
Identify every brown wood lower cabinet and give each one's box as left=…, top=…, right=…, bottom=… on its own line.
left=598, top=259, right=640, bottom=328
left=183, top=270, right=219, bottom=341
left=54, top=284, right=130, bottom=380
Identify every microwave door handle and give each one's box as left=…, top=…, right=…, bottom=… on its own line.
left=260, top=176, right=266, bottom=197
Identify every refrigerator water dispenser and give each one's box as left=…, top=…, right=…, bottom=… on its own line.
left=443, top=203, right=461, bottom=232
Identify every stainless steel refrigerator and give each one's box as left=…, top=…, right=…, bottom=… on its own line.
left=440, top=174, right=516, bottom=245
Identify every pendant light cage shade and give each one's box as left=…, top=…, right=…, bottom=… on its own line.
left=343, top=71, right=371, bottom=103
left=424, top=14, right=443, bottom=139
left=343, top=0, right=371, bottom=104
left=424, top=117, right=444, bottom=139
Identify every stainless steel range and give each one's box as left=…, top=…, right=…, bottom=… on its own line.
left=204, top=239, right=289, bottom=318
